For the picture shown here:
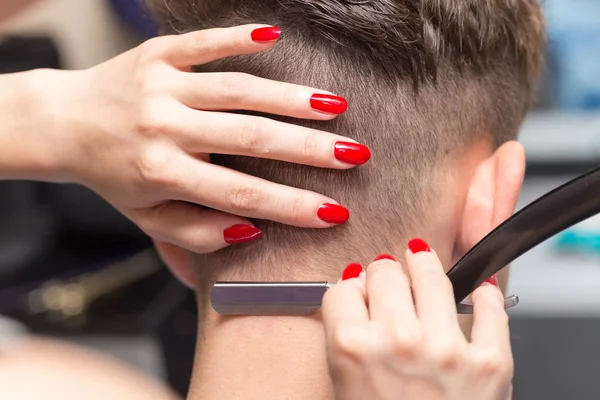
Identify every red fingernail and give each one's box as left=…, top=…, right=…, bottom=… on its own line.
left=224, top=224, right=263, bottom=244
left=251, top=26, right=281, bottom=42
left=334, top=142, right=371, bottom=166
left=408, top=238, right=431, bottom=254
left=317, top=203, right=350, bottom=224
left=310, top=94, right=348, bottom=114
left=485, top=275, right=498, bottom=286
left=374, top=254, right=396, bottom=261
left=342, top=263, right=363, bottom=281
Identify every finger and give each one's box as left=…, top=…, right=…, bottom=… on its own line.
left=134, top=201, right=262, bottom=253
left=365, top=257, right=418, bottom=324
left=404, top=240, right=464, bottom=340
left=322, top=267, right=369, bottom=332
left=175, top=72, right=347, bottom=120
left=154, top=24, right=281, bottom=67
left=470, top=282, right=511, bottom=353
left=176, top=108, right=370, bottom=169
left=164, top=154, right=349, bottom=228
left=153, top=240, right=197, bottom=288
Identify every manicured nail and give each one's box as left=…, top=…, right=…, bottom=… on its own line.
left=374, top=254, right=396, bottom=261
left=408, top=238, right=431, bottom=254
left=334, top=142, right=371, bottom=165
left=251, top=26, right=281, bottom=42
left=342, top=263, right=363, bottom=281
left=224, top=224, right=263, bottom=244
left=484, top=275, right=498, bottom=286
left=310, top=94, right=348, bottom=114
left=317, top=203, right=350, bottom=224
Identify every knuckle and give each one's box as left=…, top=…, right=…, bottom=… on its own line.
left=135, top=214, right=159, bottom=238
left=412, top=271, right=452, bottom=296
left=226, top=183, right=263, bottom=214
left=287, top=194, right=306, bottom=224
left=279, top=87, right=298, bottom=111
left=497, top=310, right=510, bottom=326
left=137, top=146, right=175, bottom=187
left=135, top=65, right=169, bottom=99
left=183, top=34, right=206, bottom=57
left=389, top=326, right=422, bottom=364
left=238, top=119, right=268, bottom=153
left=330, top=322, right=367, bottom=362
left=136, top=99, right=173, bottom=138
left=136, top=38, right=164, bottom=64
left=229, top=29, right=249, bottom=54
left=431, top=346, right=464, bottom=372
left=140, top=220, right=158, bottom=238
left=474, top=293, right=510, bottom=323
left=472, top=351, right=512, bottom=378
left=302, top=130, right=321, bottom=160
left=221, top=73, right=251, bottom=104
left=367, top=261, right=394, bottom=283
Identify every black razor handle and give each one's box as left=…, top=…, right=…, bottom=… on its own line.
left=447, top=166, right=600, bottom=303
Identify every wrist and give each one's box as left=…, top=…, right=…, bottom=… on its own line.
left=0, top=68, right=80, bottom=182
left=30, top=68, right=87, bottom=183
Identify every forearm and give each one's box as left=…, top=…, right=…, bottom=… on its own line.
left=0, top=69, right=75, bottom=182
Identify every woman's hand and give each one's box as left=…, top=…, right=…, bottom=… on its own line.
left=322, top=241, right=513, bottom=400
left=44, top=24, right=369, bottom=253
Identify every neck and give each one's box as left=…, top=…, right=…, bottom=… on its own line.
left=189, top=307, right=334, bottom=400
left=188, top=228, right=460, bottom=400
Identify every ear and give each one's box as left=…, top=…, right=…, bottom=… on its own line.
left=154, top=240, right=196, bottom=289
left=455, top=141, right=525, bottom=289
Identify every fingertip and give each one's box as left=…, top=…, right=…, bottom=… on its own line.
left=250, top=25, right=281, bottom=43
left=317, top=202, right=350, bottom=225
left=407, top=238, right=431, bottom=254
left=366, top=258, right=404, bottom=280
left=342, top=262, right=363, bottom=281
left=311, top=110, right=340, bottom=121
left=333, top=141, right=371, bottom=167
left=310, top=93, right=348, bottom=115
left=374, top=253, right=396, bottom=262
left=223, top=223, right=263, bottom=245
left=472, top=280, right=504, bottom=304
left=484, top=274, right=498, bottom=286
left=405, top=242, right=439, bottom=261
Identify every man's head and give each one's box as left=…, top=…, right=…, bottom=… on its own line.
left=149, top=0, right=545, bottom=301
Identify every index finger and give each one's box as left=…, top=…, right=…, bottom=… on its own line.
left=405, top=242, right=464, bottom=339
left=154, top=24, right=280, bottom=67
left=470, top=282, right=511, bottom=353
left=322, top=271, right=369, bottom=332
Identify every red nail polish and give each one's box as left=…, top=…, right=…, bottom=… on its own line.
left=408, top=238, right=431, bottom=254
left=374, top=254, right=396, bottom=261
left=485, top=275, right=498, bottom=286
left=251, top=26, right=281, bottom=42
left=317, top=203, right=350, bottom=224
left=224, top=224, right=263, bottom=244
left=334, top=142, right=371, bottom=166
left=342, top=263, right=363, bottom=281
left=310, top=94, right=348, bottom=114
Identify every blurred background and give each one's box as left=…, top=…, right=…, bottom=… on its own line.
left=0, top=0, right=599, bottom=399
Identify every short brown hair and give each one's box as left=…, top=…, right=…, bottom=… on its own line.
left=147, top=0, right=545, bottom=288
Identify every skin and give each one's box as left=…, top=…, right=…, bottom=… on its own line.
left=0, top=337, right=180, bottom=400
